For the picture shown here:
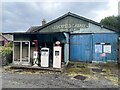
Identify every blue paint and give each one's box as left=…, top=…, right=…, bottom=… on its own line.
left=70, top=33, right=118, bottom=62
left=93, top=33, right=118, bottom=62
left=70, top=34, right=92, bottom=62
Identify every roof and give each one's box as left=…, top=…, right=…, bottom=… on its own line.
left=26, top=12, right=118, bottom=33
left=27, top=26, right=42, bottom=32
left=0, top=34, right=7, bottom=41
left=0, top=34, right=13, bottom=41
left=0, top=34, right=4, bottom=41
left=3, top=34, right=13, bottom=41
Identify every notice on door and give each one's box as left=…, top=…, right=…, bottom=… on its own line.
left=103, top=45, right=111, bottom=53
left=95, top=44, right=102, bottom=53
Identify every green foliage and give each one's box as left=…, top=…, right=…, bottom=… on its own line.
left=0, top=46, right=12, bottom=57
left=4, top=42, right=13, bottom=47
left=100, top=15, right=120, bottom=33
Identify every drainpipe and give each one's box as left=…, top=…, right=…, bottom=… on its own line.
left=64, top=32, right=69, bottom=66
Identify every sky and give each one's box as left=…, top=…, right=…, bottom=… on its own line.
left=1, top=0, right=119, bottom=33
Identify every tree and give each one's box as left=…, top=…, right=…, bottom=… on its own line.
left=100, top=15, right=120, bottom=33
left=0, top=42, right=13, bottom=65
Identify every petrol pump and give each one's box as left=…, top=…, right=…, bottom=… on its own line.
left=33, top=40, right=39, bottom=67
left=53, top=41, right=62, bottom=68
left=41, top=47, right=49, bottom=67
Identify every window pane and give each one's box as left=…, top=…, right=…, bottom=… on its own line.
left=14, top=42, right=20, bottom=61
left=22, top=42, right=29, bottom=62
left=55, top=51, right=59, bottom=56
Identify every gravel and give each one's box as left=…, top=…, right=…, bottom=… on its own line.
left=2, top=70, right=118, bottom=88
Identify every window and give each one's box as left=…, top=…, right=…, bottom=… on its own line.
left=41, top=50, right=48, bottom=52
left=55, top=51, right=59, bottom=56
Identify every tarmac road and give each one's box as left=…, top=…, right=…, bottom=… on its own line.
left=2, top=69, right=118, bottom=88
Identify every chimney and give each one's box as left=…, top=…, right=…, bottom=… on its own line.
left=42, top=19, right=46, bottom=25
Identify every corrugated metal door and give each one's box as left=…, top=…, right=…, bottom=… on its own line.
left=70, top=34, right=92, bottom=62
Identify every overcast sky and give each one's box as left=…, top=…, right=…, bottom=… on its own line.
left=1, top=0, right=119, bottom=33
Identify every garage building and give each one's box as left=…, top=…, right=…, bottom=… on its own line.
left=13, top=12, right=118, bottom=67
